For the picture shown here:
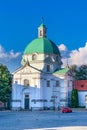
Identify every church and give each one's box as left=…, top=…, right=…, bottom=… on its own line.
left=12, top=21, right=73, bottom=110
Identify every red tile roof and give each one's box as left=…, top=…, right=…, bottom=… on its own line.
left=74, top=80, right=87, bottom=91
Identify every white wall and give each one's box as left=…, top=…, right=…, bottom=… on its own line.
left=78, top=91, right=87, bottom=106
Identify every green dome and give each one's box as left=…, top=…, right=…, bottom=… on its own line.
left=24, top=37, right=60, bottom=55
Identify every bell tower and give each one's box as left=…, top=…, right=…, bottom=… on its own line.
left=38, top=18, right=47, bottom=38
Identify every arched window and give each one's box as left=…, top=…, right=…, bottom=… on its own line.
left=15, top=81, right=18, bottom=84
left=32, top=54, right=37, bottom=61
left=47, top=65, right=50, bottom=72
left=40, top=30, right=42, bottom=36
left=24, top=79, right=29, bottom=86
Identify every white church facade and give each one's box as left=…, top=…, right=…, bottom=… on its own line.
left=12, top=22, right=73, bottom=110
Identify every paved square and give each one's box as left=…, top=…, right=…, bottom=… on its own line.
left=0, top=110, right=87, bottom=130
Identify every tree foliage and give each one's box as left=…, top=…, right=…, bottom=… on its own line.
left=71, top=89, right=78, bottom=108
left=0, top=64, right=12, bottom=103
left=76, top=65, right=87, bottom=80
left=70, top=64, right=87, bottom=80
left=70, top=64, right=77, bottom=72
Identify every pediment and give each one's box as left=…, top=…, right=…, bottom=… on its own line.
left=17, top=66, right=31, bottom=74
left=21, top=66, right=31, bottom=74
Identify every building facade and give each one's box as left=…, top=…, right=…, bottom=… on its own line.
left=74, top=80, right=87, bottom=108
left=12, top=22, right=73, bottom=110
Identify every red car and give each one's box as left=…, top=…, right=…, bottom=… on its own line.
left=62, top=107, right=72, bottom=113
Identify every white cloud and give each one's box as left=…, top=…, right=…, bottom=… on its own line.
left=0, top=44, right=22, bottom=72
left=0, top=44, right=21, bottom=60
left=69, top=42, right=87, bottom=66
left=58, top=44, right=70, bottom=59
left=58, top=44, right=67, bottom=51
left=0, top=45, right=8, bottom=58
left=9, top=50, right=21, bottom=59
left=1, top=42, right=87, bottom=72
left=59, top=42, right=87, bottom=67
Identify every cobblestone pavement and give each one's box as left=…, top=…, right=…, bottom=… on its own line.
left=0, top=109, right=87, bottom=130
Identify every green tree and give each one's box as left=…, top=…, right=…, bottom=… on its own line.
left=70, top=64, right=87, bottom=80
left=70, top=64, right=77, bottom=79
left=0, top=64, right=12, bottom=107
left=70, top=64, right=77, bottom=72
left=75, top=65, right=87, bottom=80
left=71, top=89, right=78, bottom=108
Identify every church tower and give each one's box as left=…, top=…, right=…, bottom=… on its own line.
left=38, top=19, right=47, bottom=38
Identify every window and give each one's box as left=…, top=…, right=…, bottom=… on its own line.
left=47, top=80, right=50, bottom=87
left=15, top=81, right=18, bottom=84
left=40, top=30, right=42, bottom=36
left=24, top=79, right=29, bottom=86
left=56, top=81, right=59, bottom=87
left=32, top=54, right=37, bottom=60
left=47, top=65, right=50, bottom=72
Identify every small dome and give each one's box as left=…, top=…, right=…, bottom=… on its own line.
left=24, top=37, right=60, bottom=55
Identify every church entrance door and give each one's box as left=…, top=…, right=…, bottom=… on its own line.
left=24, top=94, right=29, bottom=110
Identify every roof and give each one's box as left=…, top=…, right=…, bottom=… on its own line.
left=53, top=68, right=69, bottom=75
left=12, top=63, right=42, bottom=74
left=24, top=37, right=60, bottom=55
left=74, top=80, right=87, bottom=91
left=39, top=23, right=46, bottom=28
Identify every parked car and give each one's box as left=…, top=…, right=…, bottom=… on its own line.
left=62, top=107, right=72, bottom=113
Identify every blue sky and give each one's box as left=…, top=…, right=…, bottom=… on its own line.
left=0, top=0, right=87, bottom=51
left=1, top=0, right=87, bottom=71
